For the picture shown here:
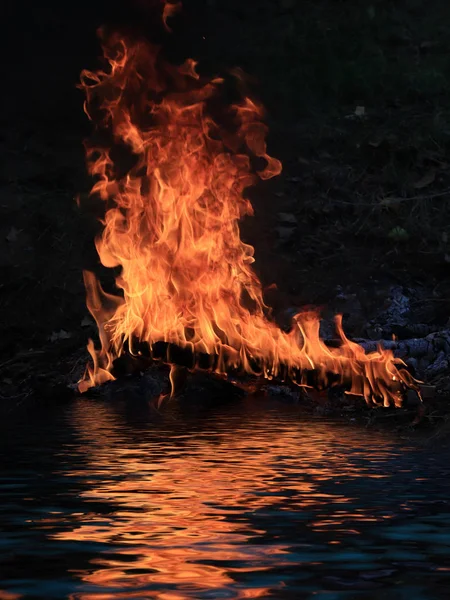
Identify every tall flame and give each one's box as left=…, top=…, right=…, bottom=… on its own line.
left=78, top=29, right=416, bottom=406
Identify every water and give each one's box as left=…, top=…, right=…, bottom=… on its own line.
left=1, top=396, right=450, bottom=599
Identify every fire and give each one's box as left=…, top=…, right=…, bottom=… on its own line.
left=161, top=0, right=182, bottom=31
left=78, top=28, right=417, bottom=406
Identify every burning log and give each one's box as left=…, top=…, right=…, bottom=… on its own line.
left=75, top=10, right=419, bottom=408
left=83, top=335, right=414, bottom=408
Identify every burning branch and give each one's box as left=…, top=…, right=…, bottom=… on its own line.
left=77, top=30, right=418, bottom=407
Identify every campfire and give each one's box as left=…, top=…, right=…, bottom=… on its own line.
left=78, top=8, right=418, bottom=407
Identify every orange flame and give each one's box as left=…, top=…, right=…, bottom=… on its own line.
left=162, top=0, right=182, bottom=31
left=78, top=30, right=417, bottom=406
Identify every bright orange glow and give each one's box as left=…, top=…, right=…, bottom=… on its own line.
left=49, top=399, right=405, bottom=599
left=78, top=30, right=417, bottom=406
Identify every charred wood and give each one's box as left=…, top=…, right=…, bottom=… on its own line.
left=351, top=329, right=450, bottom=380
left=104, top=338, right=411, bottom=408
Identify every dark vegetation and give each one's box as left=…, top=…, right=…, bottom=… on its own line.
left=2, top=0, right=450, bottom=429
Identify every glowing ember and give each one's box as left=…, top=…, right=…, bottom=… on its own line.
left=78, top=23, right=417, bottom=406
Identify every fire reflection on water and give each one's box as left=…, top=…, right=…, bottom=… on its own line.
left=46, top=399, right=407, bottom=599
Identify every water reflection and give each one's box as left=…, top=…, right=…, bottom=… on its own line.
left=53, top=400, right=408, bottom=598
left=1, top=397, right=450, bottom=599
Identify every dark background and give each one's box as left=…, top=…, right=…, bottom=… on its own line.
left=2, top=0, right=450, bottom=383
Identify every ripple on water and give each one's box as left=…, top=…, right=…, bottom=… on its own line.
left=0, top=397, right=450, bottom=599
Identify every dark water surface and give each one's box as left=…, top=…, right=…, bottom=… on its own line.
left=1, top=397, right=450, bottom=599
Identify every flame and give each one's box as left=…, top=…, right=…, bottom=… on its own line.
left=78, top=30, right=417, bottom=406
left=162, top=0, right=182, bottom=32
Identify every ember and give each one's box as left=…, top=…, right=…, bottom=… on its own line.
left=78, top=6, right=417, bottom=406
